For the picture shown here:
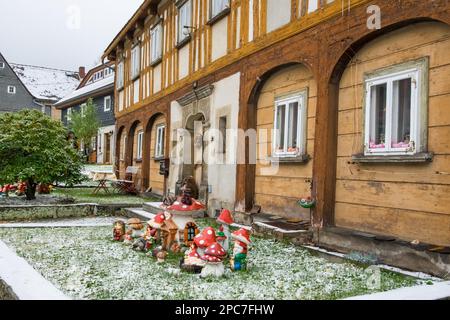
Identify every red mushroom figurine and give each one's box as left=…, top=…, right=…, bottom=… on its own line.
left=217, top=209, right=234, bottom=251
left=194, top=227, right=216, bottom=256
left=200, top=242, right=227, bottom=278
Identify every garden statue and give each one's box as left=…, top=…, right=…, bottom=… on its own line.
left=180, top=244, right=205, bottom=273
left=113, top=220, right=126, bottom=242
left=15, top=182, right=26, bottom=196
left=180, top=176, right=199, bottom=199
left=194, top=227, right=217, bottom=256
left=200, top=242, right=227, bottom=278
left=217, top=209, right=234, bottom=251
left=157, top=250, right=168, bottom=263
left=124, top=218, right=144, bottom=244
left=230, top=228, right=251, bottom=271
left=216, top=227, right=227, bottom=251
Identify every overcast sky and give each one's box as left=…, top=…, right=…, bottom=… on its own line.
left=0, top=0, right=143, bottom=71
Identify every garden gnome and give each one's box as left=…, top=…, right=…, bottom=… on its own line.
left=230, top=228, right=251, bottom=271
left=200, top=242, right=227, bottom=278
left=113, top=220, right=126, bottom=241
left=217, top=209, right=233, bottom=251
left=124, top=218, right=144, bottom=244
left=216, top=227, right=227, bottom=250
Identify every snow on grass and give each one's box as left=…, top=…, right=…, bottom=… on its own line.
left=0, top=221, right=419, bottom=300
left=53, top=188, right=158, bottom=205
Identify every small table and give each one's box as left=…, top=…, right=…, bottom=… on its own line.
left=91, top=171, right=116, bottom=195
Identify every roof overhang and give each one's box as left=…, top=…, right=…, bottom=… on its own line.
left=102, top=0, right=160, bottom=61
left=55, top=83, right=114, bottom=110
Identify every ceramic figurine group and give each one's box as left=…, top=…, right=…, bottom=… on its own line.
left=112, top=208, right=252, bottom=278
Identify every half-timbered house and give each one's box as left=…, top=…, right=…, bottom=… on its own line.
left=103, top=0, right=450, bottom=275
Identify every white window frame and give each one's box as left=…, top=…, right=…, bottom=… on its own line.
left=80, top=103, right=87, bottom=117
left=272, top=92, right=307, bottom=158
left=7, top=85, right=16, bottom=94
left=121, top=135, right=127, bottom=161
left=150, top=23, right=163, bottom=64
left=117, top=61, right=124, bottom=89
left=155, top=124, right=166, bottom=158
left=67, top=108, right=72, bottom=122
left=104, top=96, right=111, bottom=112
left=136, top=130, right=144, bottom=160
left=0, top=62, right=5, bottom=69
left=364, top=67, right=421, bottom=156
left=177, top=0, right=192, bottom=44
left=210, top=0, right=230, bottom=19
left=131, top=44, right=141, bottom=80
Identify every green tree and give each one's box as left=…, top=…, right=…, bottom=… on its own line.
left=69, top=98, right=100, bottom=159
left=0, top=110, right=85, bottom=200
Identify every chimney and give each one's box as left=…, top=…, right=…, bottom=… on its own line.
left=78, top=66, right=86, bottom=79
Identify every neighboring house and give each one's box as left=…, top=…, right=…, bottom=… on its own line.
left=102, top=0, right=450, bottom=274
left=0, top=52, right=42, bottom=113
left=8, top=56, right=80, bottom=121
left=55, top=62, right=116, bottom=165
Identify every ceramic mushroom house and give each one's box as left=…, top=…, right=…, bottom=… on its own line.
left=112, top=220, right=126, bottom=241
left=124, top=218, right=144, bottom=244
left=230, top=228, right=252, bottom=271
left=194, top=227, right=217, bottom=256
left=217, top=209, right=234, bottom=251
left=200, top=242, right=227, bottom=278
left=180, top=244, right=205, bottom=273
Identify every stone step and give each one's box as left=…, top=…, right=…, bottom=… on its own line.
left=123, top=208, right=155, bottom=221
left=252, top=220, right=313, bottom=244
left=142, top=202, right=164, bottom=214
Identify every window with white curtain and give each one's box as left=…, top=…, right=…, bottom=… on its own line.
left=273, top=93, right=307, bottom=157
left=155, top=124, right=166, bottom=158
left=210, top=0, right=230, bottom=19
left=364, top=65, right=424, bottom=155
left=150, top=23, right=163, bottom=63
left=131, top=45, right=141, bottom=79
left=178, top=0, right=192, bottom=44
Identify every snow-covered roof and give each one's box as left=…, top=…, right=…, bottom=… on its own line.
left=10, top=63, right=80, bottom=102
left=55, top=75, right=114, bottom=108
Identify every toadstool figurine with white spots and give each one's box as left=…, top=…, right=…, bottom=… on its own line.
left=230, top=228, right=252, bottom=271
left=217, top=209, right=233, bottom=251
left=200, top=242, right=227, bottom=278
left=180, top=244, right=205, bottom=273
left=194, top=227, right=216, bottom=256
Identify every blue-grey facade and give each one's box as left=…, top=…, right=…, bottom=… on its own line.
left=0, top=52, right=41, bottom=112
left=61, top=94, right=115, bottom=128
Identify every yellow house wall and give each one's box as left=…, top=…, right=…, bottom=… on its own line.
left=335, top=22, right=450, bottom=246
left=255, top=64, right=317, bottom=220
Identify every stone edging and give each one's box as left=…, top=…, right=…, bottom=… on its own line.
left=0, top=240, right=69, bottom=300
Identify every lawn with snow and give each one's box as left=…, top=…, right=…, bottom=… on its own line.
left=0, top=221, right=420, bottom=300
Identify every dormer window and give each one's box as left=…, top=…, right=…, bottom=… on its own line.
left=7, top=86, right=16, bottom=94
left=131, top=44, right=141, bottom=80
left=0, top=62, right=5, bottom=69
left=177, top=0, right=192, bottom=46
left=150, top=23, right=163, bottom=65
